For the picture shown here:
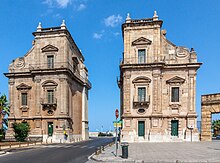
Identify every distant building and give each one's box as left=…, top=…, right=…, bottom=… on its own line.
left=118, top=12, right=202, bottom=142
left=4, top=21, right=91, bottom=142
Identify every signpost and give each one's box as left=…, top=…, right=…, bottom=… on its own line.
left=115, top=109, right=119, bottom=157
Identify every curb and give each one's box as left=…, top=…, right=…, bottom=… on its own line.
left=88, top=141, right=115, bottom=162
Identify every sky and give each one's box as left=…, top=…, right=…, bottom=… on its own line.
left=0, top=0, right=220, bottom=132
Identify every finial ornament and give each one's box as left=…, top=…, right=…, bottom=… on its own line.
left=37, top=22, right=42, bottom=31
left=126, top=13, right=131, bottom=23
left=61, top=20, right=66, bottom=29
left=153, top=10, right=159, bottom=21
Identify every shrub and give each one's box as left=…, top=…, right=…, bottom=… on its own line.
left=12, top=122, right=30, bottom=142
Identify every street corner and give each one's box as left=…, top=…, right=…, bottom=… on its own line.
left=89, top=144, right=135, bottom=163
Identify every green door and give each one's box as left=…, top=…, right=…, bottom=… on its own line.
left=171, top=120, right=178, bottom=136
left=138, top=121, right=145, bottom=137
left=48, top=122, right=53, bottom=136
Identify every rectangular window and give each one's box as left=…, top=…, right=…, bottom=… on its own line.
left=47, top=90, right=54, bottom=104
left=138, top=49, right=146, bottom=63
left=171, top=87, right=179, bottom=102
left=47, top=55, right=54, bottom=68
left=138, top=87, right=146, bottom=102
left=21, top=93, right=27, bottom=106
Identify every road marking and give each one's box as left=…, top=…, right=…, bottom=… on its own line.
left=80, top=145, right=87, bottom=148
left=88, top=146, right=95, bottom=149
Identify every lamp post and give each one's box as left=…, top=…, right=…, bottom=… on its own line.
left=115, top=109, right=119, bottom=157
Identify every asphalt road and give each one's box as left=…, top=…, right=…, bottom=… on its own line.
left=0, top=137, right=114, bottom=163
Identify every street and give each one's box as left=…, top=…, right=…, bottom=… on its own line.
left=0, top=137, right=113, bottom=163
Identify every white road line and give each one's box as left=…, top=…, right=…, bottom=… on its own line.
left=88, top=146, right=95, bottom=149
left=80, top=145, right=87, bottom=148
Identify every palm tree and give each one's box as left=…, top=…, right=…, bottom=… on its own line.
left=0, top=94, right=10, bottom=140
left=212, top=120, right=220, bottom=136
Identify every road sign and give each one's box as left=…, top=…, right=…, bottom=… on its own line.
left=115, top=109, right=119, bottom=119
left=113, top=121, right=122, bottom=127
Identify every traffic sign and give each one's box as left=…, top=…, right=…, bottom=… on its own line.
left=115, top=109, right=119, bottom=119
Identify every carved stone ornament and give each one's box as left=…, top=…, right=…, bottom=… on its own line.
left=132, top=76, right=151, bottom=84
left=169, top=103, right=181, bottom=109
left=41, top=44, right=59, bottom=52
left=16, top=83, right=32, bottom=90
left=166, top=76, right=185, bottom=85
left=15, top=57, right=25, bottom=68
left=132, top=37, right=152, bottom=46
left=176, top=47, right=189, bottom=58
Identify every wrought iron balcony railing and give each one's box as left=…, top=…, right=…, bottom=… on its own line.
left=29, top=62, right=91, bottom=88
left=133, top=95, right=150, bottom=107
left=40, top=98, right=57, bottom=110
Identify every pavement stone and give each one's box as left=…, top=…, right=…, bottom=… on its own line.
left=87, top=141, right=220, bottom=163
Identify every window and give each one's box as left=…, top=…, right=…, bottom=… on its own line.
left=21, top=93, right=27, bottom=106
left=138, top=49, right=146, bottom=63
left=171, top=87, right=179, bottom=102
left=47, top=90, right=54, bottom=104
left=47, top=55, right=54, bottom=68
left=138, top=87, right=146, bottom=102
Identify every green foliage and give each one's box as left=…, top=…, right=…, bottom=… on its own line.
left=212, top=120, right=220, bottom=136
left=0, top=129, right=5, bottom=141
left=12, top=122, right=30, bottom=142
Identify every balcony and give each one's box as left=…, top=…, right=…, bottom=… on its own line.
left=120, top=56, right=165, bottom=65
left=133, top=95, right=150, bottom=108
left=40, top=98, right=57, bottom=111
left=29, top=62, right=91, bottom=88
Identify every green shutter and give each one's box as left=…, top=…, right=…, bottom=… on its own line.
left=138, top=121, right=145, bottom=136
left=171, top=120, right=178, bottom=136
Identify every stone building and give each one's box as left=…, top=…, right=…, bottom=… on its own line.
left=118, top=12, right=202, bottom=142
left=4, top=21, right=91, bottom=142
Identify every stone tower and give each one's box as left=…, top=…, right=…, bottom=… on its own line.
left=4, top=21, right=91, bottom=142
left=118, top=12, right=202, bottom=142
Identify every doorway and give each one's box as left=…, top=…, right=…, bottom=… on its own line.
left=48, top=122, right=53, bottom=136
left=171, top=120, right=178, bottom=136
left=138, top=121, right=145, bottom=137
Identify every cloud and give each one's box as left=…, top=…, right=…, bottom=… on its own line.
left=42, top=0, right=71, bottom=8
left=93, top=33, right=103, bottom=39
left=114, top=32, right=120, bottom=36
left=56, top=0, right=71, bottom=8
left=104, top=15, right=123, bottom=27
left=77, top=3, right=86, bottom=11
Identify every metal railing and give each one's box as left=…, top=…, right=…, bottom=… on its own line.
left=40, top=98, right=57, bottom=105
left=29, top=62, right=91, bottom=87
left=120, top=56, right=165, bottom=65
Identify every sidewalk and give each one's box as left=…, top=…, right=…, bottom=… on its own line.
left=88, top=141, right=220, bottom=163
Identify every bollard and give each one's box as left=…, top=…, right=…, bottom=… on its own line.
left=9, top=142, right=11, bottom=148
left=51, top=139, right=52, bottom=144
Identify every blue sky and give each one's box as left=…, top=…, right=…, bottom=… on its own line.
left=0, top=0, right=220, bottom=132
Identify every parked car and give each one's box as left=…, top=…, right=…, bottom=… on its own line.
left=216, top=135, right=220, bottom=140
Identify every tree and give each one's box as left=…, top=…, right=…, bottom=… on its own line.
left=212, top=120, right=220, bottom=136
left=0, top=94, right=10, bottom=141
left=12, top=122, right=30, bottom=142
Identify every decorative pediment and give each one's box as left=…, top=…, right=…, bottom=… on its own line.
left=132, top=76, right=151, bottom=84
left=42, top=80, right=58, bottom=87
left=41, top=44, right=59, bottom=52
left=16, top=83, right=32, bottom=90
left=166, top=76, right=185, bottom=84
left=132, top=37, right=152, bottom=46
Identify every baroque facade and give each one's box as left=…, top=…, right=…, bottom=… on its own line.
left=4, top=21, right=91, bottom=142
left=118, top=12, right=202, bottom=142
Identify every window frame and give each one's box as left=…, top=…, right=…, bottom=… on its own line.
left=47, top=55, right=54, bottom=69
left=138, top=49, right=146, bottom=64
left=138, top=87, right=146, bottom=102
left=171, top=87, right=180, bottom=102
left=21, top=92, right=28, bottom=106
